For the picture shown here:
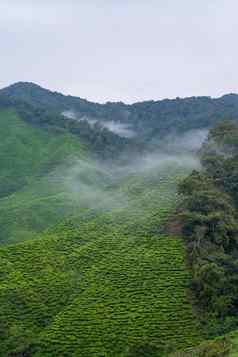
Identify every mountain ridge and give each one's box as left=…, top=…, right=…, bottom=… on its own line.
left=2, top=82, right=238, bottom=140
left=2, top=81, right=238, bottom=106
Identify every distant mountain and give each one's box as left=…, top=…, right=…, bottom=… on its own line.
left=2, top=82, right=238, bottom=141
left=0, top=82, right=97, bottom=110
left=0, top=82, right=125, bottom=119
left=0, top=83, right=140, bottom=162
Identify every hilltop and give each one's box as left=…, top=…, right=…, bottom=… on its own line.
left=2, top=82, right=238, bottom=143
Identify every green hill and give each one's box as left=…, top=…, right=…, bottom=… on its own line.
left=0, top=165, right=203, bottom=356
left=0, top=108, right=96, bottom=244
left=0, top=108, right=87, bottom=198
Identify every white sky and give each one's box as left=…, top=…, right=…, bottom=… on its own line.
left=0, top=0, right=237, bottom=103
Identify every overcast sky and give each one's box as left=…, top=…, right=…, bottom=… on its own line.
left=0, top=0, right=237, bottom=103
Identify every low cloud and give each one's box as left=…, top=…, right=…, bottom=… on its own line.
left=155, top=129, right=209, bottom=154
left=59, top=158, right=128, bottom=212
left=62, top=110, right=135, bottom=138
left=101, top=121, right=135, bottom=138
left=47, top=127, right=205, bottom=216
left=62, top=110, right=77, bottom=120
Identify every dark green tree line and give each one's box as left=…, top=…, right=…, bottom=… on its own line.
left=179, top=121, right=238, bottom=331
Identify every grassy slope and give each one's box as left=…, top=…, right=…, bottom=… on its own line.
left=0, top=166, right=203, bottom=356
left=0, top=108, right=94, bottom=244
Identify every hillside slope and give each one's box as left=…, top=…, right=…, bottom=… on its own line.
left=0, top=108, right=96, bottom=244
left=0, top=165, right=203, bottom=356
left=0, top=108, right=87, bottom=198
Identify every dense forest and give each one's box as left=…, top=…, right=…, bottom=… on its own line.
left=2, top=82, right=238, bottom=157
left=177, top=121, right=238, bottom=354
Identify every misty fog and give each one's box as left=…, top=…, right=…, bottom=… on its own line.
left=100, top=121, right=135, bottom=138
left=62, top=110, right=135, bottom=138
left=51, top=128, right=206, bottom=215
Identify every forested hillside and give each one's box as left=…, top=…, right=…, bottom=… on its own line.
left=174, top=121, right=238, bottom=356
left=2, top=82, right=238, bottom=149
left=1, top=83, right=238, bottom=356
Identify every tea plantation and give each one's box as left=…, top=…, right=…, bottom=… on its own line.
left=0, top=167, right=203, bottom=356
left=0, top=108, right=92, bottom=244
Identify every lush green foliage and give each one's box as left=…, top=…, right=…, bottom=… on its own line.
left=0, top=109, right=102, bottom=243
left=0, top=89, right=142, bottom=162
left=170, top=335, right=231, bottom=356
left=4, top=83, right=238, bottom=355
left=3, top=82, right=238, bottom=145
left=0, top=167, right=202, bottom=356
left=170, top=329, right=238, bottom=356
left=179, top=121, right=238, bottom=334
left=0, top=108, right=86, bottom=198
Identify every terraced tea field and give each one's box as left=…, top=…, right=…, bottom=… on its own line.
left=36, top=235, right=200, bottom=356
left=0, top=165, right=203, bottom=356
